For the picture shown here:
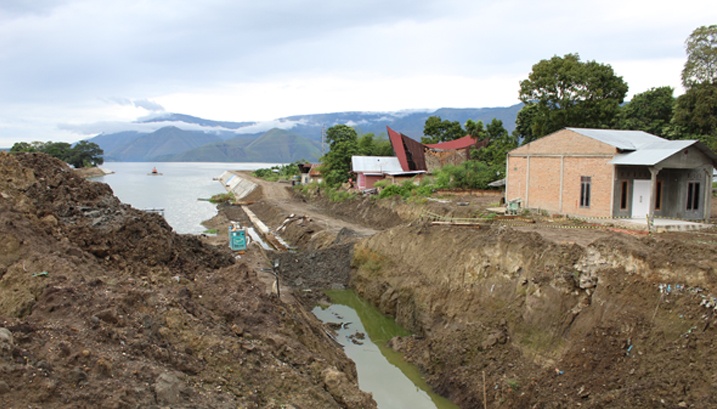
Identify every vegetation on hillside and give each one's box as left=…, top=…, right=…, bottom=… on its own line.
left=10, top=140, right=104, bottom=168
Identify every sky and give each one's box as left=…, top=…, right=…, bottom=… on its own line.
left=1, top=0, right=715, bottom=147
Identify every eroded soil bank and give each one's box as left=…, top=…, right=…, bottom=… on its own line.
left=351, top=222, right=717, bottom=408
left=0, top=153, right=374, bottom=409
left=219, top=175, right=717, bottom=408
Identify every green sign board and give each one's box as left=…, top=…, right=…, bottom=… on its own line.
left=229, top=227, right=247, bottom=251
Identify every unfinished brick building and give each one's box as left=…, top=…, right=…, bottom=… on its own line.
left=505, top=128, right=717, bottom=221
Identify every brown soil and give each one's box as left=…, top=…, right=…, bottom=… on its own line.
left=0, top=153, right=375, bottom=409
left=6, top=155, right=717, bottom=409
left=211, top=174, right=717, bottom=409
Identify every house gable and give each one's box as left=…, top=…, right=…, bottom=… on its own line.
left=510, top=129, right=617, bottom=156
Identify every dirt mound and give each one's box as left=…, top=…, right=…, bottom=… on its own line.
left=0, top=153, right=374, bottom=409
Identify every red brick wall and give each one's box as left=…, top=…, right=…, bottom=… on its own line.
left=507, top=129, right=616, bottom=217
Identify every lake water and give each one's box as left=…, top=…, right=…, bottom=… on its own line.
left=96, top=162, right=278, bottom=234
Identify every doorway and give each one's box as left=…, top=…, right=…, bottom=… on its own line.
left=632, top=180, right=651, bottom=218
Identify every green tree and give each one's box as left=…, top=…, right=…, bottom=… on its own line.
left=617, top=86, right=675, bottom=137
left=325, top=124, right=358, bottom=149
left=320, top=125, right=359, bottom=187
left=517, top=53, right=628, bottom=139
left=672, top=82, right=717, bottom=148
left=421, top=116, right=465, bottom=144
left=464, top=119, right=486, bottom=140
left=43, top=142, right=72, bottom=162
left=672, top=26, right=717, bottom=149
left=681, top=25, right=717, bottom=88
left=9, top=142, right=34, bottom=153
left=472, top=119, right=517, bottom=179
left=67, top=141, right=104, bottom=168
left=357, top=133, right=393, bottom=156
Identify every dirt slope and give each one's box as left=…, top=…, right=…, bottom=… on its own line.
left=187, top=171, right=717, bottom=409
left=0, top=152, right=374, bottom=409
left=351, top=222, right=717, bottom=408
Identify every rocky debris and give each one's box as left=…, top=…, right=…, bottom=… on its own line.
left=0, top=152, right=374, bottom=409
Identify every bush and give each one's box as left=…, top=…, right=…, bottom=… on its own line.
left=208, top=192, right=235, bottom=204
left=432, top=160, right=498, bottom=190
left=253, top=161, right=302, bottom=181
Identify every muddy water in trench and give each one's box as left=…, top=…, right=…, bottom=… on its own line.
left=312, top=290, right=459, bottom=409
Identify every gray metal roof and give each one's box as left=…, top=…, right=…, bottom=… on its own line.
left=567, top=128, right=665, bottom=150
left=351, top=156, right=403, bottom=173
left=610, top=140, right=698, bottom=166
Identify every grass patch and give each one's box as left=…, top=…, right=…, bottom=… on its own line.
left=352, top=247, right=385, bottom=274
left=505, top=378, right=520, bottom=391
left=208, top=192, right=235, bottom=204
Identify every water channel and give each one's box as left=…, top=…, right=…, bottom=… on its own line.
left=313, top=290, right=459, bottom=409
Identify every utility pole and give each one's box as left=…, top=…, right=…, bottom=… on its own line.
left=321, top=125, right=326, bottom=156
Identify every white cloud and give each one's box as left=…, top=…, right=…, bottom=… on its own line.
left=1, top=0, right=716, bottom=147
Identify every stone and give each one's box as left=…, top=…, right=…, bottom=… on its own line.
left=0, top=328, right=13, bottom=357
left=154, top=372, right=182, bottom=405
left=0, top=380, right=9, bottom=394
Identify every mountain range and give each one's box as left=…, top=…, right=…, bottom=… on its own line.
left=88, top=104, right=523, bottom=163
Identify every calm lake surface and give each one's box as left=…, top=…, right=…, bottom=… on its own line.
left=97, top=162, right=278, bottom=234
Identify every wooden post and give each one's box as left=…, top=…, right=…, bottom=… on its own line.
left=483, top=370, right=488, bottom=409
left=273, top=260, right=281, bottom=300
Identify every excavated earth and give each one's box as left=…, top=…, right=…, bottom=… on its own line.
left=220, top=175, right=717, bottom=409
left=0, top=153, right=375, bottom=409
left=6, top=154, right=717, bottom=409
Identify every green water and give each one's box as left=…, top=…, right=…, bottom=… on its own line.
left=319, top=289, right=459, bottom=409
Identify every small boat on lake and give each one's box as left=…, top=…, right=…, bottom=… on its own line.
left=148, top=167, right=163, bottom=176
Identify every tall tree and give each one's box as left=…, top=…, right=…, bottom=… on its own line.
left=67, top=141, right=104, bottom=168
left=517, top=53, right=628, bottom=139
left=320, top=124, right=359, bottom=186
left=472, top=119, right=517, bottom=178
left=672, top=82, right=717, bottom=148
left=672, top=25, right=717, bottom=149
left=421, top=116, right=465, bottom=144
left=617, top=86, right=675, bottom=137
left=681, top=24, right=717, bottom=88
left=464, top=119, right=486, bottom=140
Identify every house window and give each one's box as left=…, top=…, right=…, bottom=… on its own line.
left=687, top=182, right=700, bottom=211
left=655, top=181, right=662, bottom=211
left=580, top=176, right=591, bottom=208
left=620, top=181, right=628, bottom=210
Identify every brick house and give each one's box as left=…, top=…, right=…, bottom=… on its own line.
left=505, top=128, right=717, bottom=221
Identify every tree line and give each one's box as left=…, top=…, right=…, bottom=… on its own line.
left=317, top=24, right=717, bottom=191
left=10, top=140, right=104, bottom=168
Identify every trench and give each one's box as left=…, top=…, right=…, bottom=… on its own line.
left=313, top=290, right=459, bottom=409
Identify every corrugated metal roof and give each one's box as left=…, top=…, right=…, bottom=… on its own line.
left=610, top=140, right=697, bottom=165
left=425, top=135, right=478, bottom=150
left=567, top=128, right=665, bottom=150
left=351, top=156, right=403, bottom=173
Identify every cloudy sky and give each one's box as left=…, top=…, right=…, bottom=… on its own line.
left=0, top=0, right=715, bottom=147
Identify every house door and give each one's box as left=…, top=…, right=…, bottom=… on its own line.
left=632, top=180, right=651, bottom=218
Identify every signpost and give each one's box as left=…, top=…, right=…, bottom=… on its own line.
left=229, top=223, right=247, bottom=251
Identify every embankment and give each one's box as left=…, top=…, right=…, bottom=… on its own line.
left=351, top=222, right=717, bottom=408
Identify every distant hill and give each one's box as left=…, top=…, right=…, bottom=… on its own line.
left=87, top=104, right=522, bottom=162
